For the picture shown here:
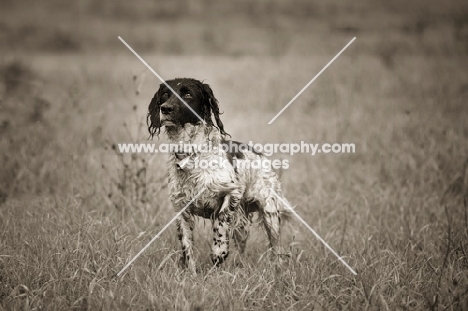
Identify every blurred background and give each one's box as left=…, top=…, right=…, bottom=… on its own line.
left=1, top=0, right=467, bottom=202
left=1, top=0, right=468, bottom=55
left=1, top=0, right=468, bottom=309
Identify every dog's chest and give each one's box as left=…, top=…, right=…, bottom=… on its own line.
left=168, top=159, right=235, bottom=217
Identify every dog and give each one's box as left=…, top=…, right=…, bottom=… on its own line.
left=147, top=78, right=291, bottom=273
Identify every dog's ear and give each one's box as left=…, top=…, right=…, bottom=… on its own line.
left=202, top=83, right=230, bottom=137
left=147, top=84, right=163, bottom=139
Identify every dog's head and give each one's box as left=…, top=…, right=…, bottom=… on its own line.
left=147, top=78, right=228, bottom=139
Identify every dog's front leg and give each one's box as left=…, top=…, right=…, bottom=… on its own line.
left=211, top=194, right=232, bottom=265
left=176, top=211, right=196, bottom=274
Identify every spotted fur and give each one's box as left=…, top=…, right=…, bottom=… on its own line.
left=148, top=78, right=291, bottom=273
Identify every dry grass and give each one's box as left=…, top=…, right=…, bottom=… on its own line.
left=1, top=0, right=468, bottom=310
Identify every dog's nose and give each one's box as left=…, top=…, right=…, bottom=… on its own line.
left=160, top=104, right=174, bottom=115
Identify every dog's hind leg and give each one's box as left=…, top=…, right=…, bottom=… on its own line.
left=176, top=211, right=196, bottom=274
left=261, top=195, right=285, bottom=255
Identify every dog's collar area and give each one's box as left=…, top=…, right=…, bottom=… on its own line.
left=174, top=152, right=196, bottom=171
left=174, top=152, right=190, bottom=160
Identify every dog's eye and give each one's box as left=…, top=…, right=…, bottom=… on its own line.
left=183, top=93, right=192, bottom=99
left=161, top=92, right=169, bottom=101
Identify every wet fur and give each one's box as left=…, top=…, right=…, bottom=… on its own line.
left=148, top=78, right=291, bottom=273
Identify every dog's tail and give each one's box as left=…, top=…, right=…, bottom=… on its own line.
left=267, top=188, right=294, bottom=224
left=277, top=195, right=294, bottom=224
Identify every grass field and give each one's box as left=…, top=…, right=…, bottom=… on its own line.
left=1, top=0, right=468, bottom=310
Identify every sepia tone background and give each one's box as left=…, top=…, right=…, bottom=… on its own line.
left=1, top=0, right=468, bottom=309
